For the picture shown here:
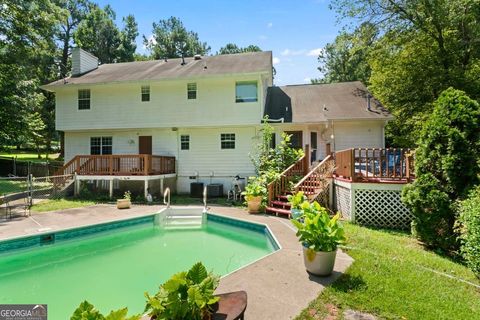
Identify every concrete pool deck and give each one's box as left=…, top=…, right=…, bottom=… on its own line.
left=0, top=204, right=353, bottom=319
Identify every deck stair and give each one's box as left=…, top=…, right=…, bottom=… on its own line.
left=266, top=154, right=335, bottom=218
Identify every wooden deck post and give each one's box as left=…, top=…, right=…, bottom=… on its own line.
left=350, top=148, right=356, bottom=182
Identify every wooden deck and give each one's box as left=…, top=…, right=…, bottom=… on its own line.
left=334, top=148, right=414, bottom=183
left=58, top=154, right=176, bottom=176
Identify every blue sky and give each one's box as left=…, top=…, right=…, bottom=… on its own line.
left=97, top=0, right=342, bottom=85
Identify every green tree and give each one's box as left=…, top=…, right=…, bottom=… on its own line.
left=217, top=43, right=261, bottom=55
left=73, top=4, right=121, bottom=64
left=117, top=14, right=138, bottom=62
left=144, top=17, right=210, bottom=59
left=312, top=22, right=378, bottom=84
left=402, top=88, right=480, bottom=252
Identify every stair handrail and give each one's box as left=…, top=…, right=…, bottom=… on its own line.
left=267, top=153, right=307, bottom=206
left=163, top=187, right=171, bottom=209
left=293, top=155, right=333, bottom=191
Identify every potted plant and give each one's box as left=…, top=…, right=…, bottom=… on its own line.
left=117, top=191, right=131, bottom=209
left=145, top=262, right=220, bottom=320
left=242, top=176, right=266, bottom=213
left=287, top=191, right=306, bottom=219
left=291, top=201, right=346, bottom=276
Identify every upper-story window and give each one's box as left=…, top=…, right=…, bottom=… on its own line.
left=235, top=81, right=257, bottom=103
left=90, top=136, right=112, bottom=155
left=180, top=135, right=190, bottom=150
left=78, top=89, right=91, bottom=110
left=187, top=83, right=197, bottom=100
left=221, top=133, right=235, bottom=149
left=141, top=85, right=150, bottom=102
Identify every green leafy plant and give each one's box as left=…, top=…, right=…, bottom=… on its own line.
left=70, top=300, right=140, bottom=320
left=144, top=262, right=220, bottom=320
left=123, top=191, right=131, bottom=201
left=291, top=201, right=346, bottom=253
left=242, top=176, right=267, bottom=201
left=457, top=186, right=480, bottom=277
left=402, top=88, right=480, bottom=252
left=287, top=191, right=306, bottom=210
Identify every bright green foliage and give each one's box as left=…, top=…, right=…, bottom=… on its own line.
left=70, top=300, right=140, bottom=320
left=243, top=176, right=267, bottom=201
left=217, top=43, right=262, bottom=55
left=458, top=186, right=480, bottom=277
left=402, top=88, right=480, bottom=251
left=144, top=262, right=220, bottom=320
left=287, top=191, right=306, bottom=210
left=144, top=17, right=210, bottom=59
left=291, top=201, right=346, bottom=252
left=117, top=15, right=138, bottom=63
left=312, top=22, right=378, bottom=84
left=73, top=4, right=120, bottom=64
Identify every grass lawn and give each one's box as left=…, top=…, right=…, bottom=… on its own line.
left=31, top=199, right=96, bottom=212
left=0, top=179, right=28, bottom=194
left=0, top=150, right=60, bottom=162
left=296, top=223, right=480, bottom=320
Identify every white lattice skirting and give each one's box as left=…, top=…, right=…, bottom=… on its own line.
left=334, top=179, right=412, bottom=229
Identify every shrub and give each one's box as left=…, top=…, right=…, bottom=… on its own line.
left=70, top=300, right=139, bottom=320
left=402, top=88, right=480, bottom=252
left=457, top=186, right=480, bottom=277
left=144, top=262, right=220, bottom=320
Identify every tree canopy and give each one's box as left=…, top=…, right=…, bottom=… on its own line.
left=144, top=16, right=210, bottom=59
left=217, top=43, right=262, bottom=55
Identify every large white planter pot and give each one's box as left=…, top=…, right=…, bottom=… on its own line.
left=302, top=246, right=337, bottom=276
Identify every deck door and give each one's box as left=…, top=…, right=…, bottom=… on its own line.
left=310, top=132, right=317, bottom=162
left=138, top=136, right=152, bottom=155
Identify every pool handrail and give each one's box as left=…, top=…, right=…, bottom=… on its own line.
left=163, top=187, right=170, bottom=209
left=203, top=186, right=207, bottom=212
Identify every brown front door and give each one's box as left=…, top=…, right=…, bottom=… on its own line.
left=139, top=136, right=152, bottom=155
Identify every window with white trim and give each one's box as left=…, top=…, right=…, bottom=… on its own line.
left=235, top=81, right=257, bottom=103
left=78, top=89, right=90, bottom=110
left=221, top=133, right=235, bottom=149
left=141, top=85, right=150, bottom=102
left=90, top=137, right=112, bottom=155
left=187, top=83, right=197, bottom=100
left=180, top=135, right=190, bottom=150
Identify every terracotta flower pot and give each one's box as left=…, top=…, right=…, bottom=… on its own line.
left=116, top=199, right=131, bottom=209
left=246, top=196, right=262, bottom=213
left=302, top=246, right=337, bottom=276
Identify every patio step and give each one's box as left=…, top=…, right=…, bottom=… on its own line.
left=270, top=200, right=291, bottom=209
left=265, top=206, right=291, bottom=218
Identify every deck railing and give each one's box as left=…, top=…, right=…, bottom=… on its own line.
left=56, top=154, right=176, bottom=176
left=267, top=145, right=310, bottom=205
left=334, top=148, right=414, bottom=182
left=294, top=155, right=334, bottom=201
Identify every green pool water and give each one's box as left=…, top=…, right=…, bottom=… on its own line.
left=0, top=218, right=276, bottom=319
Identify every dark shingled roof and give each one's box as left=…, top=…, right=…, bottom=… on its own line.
left=43, top=51, right=272, bottom=90
left=264, top=81, right=392, bottom=122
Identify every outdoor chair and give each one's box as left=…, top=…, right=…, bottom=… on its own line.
left=2, top=193, right=31, bottom=218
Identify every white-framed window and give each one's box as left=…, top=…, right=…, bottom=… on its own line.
left=187, top=83, right=197, bottom=100
left=180, top=135, right=190, bottom=150
left=235, top=81, right=257, bottom=103
left=90, top=136, right=112, bottom=155
left=141, top=85, right=150, bottom=102
left=78, top=89, right=91, bottom=110
left=221, top=133, right=235, bottom=149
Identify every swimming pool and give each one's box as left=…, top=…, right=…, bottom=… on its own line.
left=0, top=210, right=278, bottom=319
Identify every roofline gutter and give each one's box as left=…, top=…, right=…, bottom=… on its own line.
left=40, top=70, right=272, bottom=92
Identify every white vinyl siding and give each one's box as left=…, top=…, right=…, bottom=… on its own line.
left=334, top=121, right=384, bottom=151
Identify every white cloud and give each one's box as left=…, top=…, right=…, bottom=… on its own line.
left=272, top=57, right=281, bottom=65
left=303, top=77, right=311, bottom=83
left=281, top=49, right=306, bottom=56
left=267, top=22, right=273, bottom=28
left=307, top=48, right=323, bottom=56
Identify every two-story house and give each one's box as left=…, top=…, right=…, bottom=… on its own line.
left=42, top=48, right=392, bottom=198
